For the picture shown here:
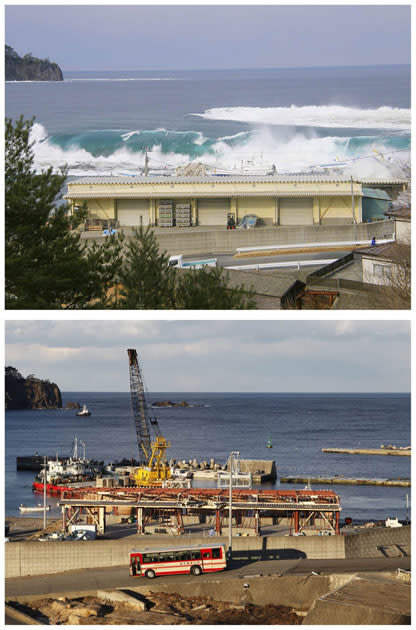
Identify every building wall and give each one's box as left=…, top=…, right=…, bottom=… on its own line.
left=74, top=195, right=364, bottom=228
left=396, top=220, right=411, bottom=244
left=319, top=196, right=361, bottom=224
left=67, top=178, right=365, bottom=227
left=362, top=197, right=389, bottom=222
left=237, top=197, right=275, bottom=225
left=362, top=257, right=393, bottom=286
left=81, top=199, right=115, bottom=220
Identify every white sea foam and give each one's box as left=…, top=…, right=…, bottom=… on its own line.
left=64, top=77, right=178, bottom=82
left=192, top=105, right=411, bottom=131
left=28, top=122, right=409, bottom=179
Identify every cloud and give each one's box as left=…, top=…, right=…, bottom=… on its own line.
left=5, top=320, right=410, bottom=392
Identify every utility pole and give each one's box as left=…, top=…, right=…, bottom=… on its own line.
left=43, top=456, right=47, bottom=530
left=351, top=176, right=357, bottom=224
left=228, top=451, right=240, bottom=562
left=144, top=147, right=149, bottom=176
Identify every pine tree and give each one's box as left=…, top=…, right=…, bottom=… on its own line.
left=175, top=267, right=255, bottom=310
left=113, top=226, right=176, bottom=309
left=5, top=116, right=123, bottom=309
left=112, top=226, right=255, bottom=310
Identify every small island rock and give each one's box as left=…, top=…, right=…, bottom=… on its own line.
left=65, top=401, right=81, bottom=410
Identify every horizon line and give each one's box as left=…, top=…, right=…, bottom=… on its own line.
left=61, top=62, right=410, bottom=73
left=60, top=390, right=410, bottom=394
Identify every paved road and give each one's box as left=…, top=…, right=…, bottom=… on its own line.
left=182, top=249, right=353, bottom=270
left=6, top=557, right=410, bottom=598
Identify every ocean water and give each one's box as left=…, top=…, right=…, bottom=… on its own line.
left=6, top=392, right=410, bottom=522
left=5, top=65, right=410, bottom=177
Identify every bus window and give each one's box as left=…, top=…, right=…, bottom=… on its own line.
left=190, top=550, right=201, bottom=560
left=212, top=548, right=222, bottom=559
left=202, top=551, right=211, bottom=559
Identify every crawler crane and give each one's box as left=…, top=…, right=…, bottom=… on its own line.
left=127, top=348, right=171, bottom=486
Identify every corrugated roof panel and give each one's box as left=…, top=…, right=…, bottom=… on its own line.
left=67, top=175, right=408, bottom=186
left=67, top=174, right=351, bottom=186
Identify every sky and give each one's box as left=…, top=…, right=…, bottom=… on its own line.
left=4, top=320, right=410, bottom=393
left=5, top=4, right=411, bottom=71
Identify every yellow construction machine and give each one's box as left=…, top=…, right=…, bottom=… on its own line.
left=127, top=348, right=171, bottom=487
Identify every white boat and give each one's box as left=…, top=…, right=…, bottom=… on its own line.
left=38, top=531, right=64, bottom=542
left=34, top=437, right=100, bottom=485
left=76, top=404, right=91, bottom=417
left=19, top=503, right=51, bottom=513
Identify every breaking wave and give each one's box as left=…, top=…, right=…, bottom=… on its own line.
left=29, top=122, right=410, bottom=178
left=192, top=105, right=410, bottom=131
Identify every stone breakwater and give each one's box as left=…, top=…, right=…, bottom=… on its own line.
left=322, top=447, right=410, bottom=456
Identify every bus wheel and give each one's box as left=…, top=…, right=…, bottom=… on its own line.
left=191, top=565, right=202, bottom=576
left=145, top=569, right=156, bottom=579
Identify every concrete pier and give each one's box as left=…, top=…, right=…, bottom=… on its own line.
left=280, top=476, right=410, bottom=487
left=322, top=447, right=410, bottom=457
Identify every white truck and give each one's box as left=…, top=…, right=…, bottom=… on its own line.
left=168, top=255, right=217, bottom=269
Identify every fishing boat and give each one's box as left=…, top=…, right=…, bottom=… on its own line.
left=76, top=404, right=91, bottom=417
left=32, top=437, right=102, bottom=494
left=19, top=503, right=51, bottom=513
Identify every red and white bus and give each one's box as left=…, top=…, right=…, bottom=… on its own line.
left=129, top=543, right=227, bottom=579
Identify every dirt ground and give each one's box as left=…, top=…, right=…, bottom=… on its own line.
left=8, top=591, right=302, bottom=625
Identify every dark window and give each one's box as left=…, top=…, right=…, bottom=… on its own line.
left=190, top=550, right=201, bottom=560
left=203, top=552, right=211, bottom=559
left=177, top=550, right=191, bottom=561
left=212, top=548, right=221, bottom=559
left=159, top=552, right=174, bottom=562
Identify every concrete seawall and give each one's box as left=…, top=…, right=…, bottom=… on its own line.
left=156, top=221, right=393, bottom=255
left=6, top=527, right=410, bottom=579
left=97, top=221, right=393, bottom=256
left=5, top=534, right=345, bottom=578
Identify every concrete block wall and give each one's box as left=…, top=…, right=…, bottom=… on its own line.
left=344, top=525, right=411, bottom=559
left=5, top=534, right=346, bottom=578
left=153, top=221, right=394, bottom=255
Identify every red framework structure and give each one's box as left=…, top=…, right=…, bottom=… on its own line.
left=60, top=487, right=341, bottom=536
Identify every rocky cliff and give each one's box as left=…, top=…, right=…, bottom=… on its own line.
left=5, top=45, right=63, bottom=81
left=5, top=366, right=62, bottom=409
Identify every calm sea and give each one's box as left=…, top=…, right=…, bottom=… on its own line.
left=6, top=392, right=410, bottom=522
left=5, top=65, right=410, bottom=177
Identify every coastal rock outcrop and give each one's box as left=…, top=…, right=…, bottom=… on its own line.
left=152, top=400, right=191, bottom=407
left=65, top=401, right=81, bottom=410
left=5, top=45, right=63, bottom=81
left=5, top=366, right=62, bottom=410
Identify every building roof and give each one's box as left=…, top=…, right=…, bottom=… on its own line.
left=224, top=269, right=303, bottom=299
left=359, top=178, right=409, bottom=185
left=67, top=175, right=409, bottom=187
left=385, top=207, right=411, bottom=220
left=354, top=242, right=410, bottom=260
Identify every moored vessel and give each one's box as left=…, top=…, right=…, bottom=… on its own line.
left=76, top=404, right=91, bottom=417
left=19, top=503, right=51, bottom=513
